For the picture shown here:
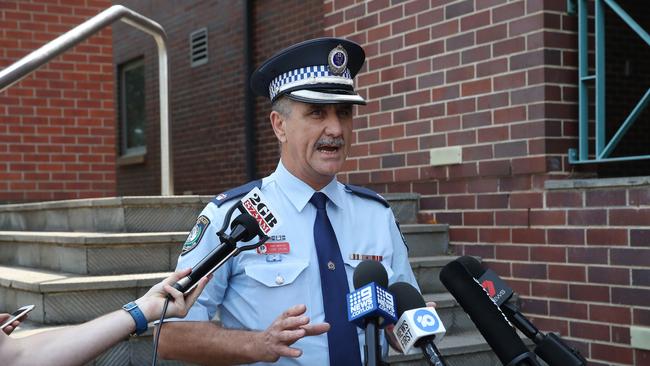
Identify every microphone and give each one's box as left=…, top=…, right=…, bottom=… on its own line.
left=388, top=282, right=447, bottom=366
left=347, top=260, right=397, bottom=366
left=458, top=256, right=587, bottom=366
left=173, top=187, right=281, bottom=293
left=439, top=258, right=541, bottom=366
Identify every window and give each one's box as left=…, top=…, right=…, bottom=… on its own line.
left=119, top=59, right=146, bottom=157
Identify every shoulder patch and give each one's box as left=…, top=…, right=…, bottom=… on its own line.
left=181, top=215, right=210, bottom=256
left=211, top=179, right=263, bottom=207
left=343, top=184, right=389, bottom=208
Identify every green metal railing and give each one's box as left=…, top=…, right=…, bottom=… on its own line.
left=569, top=0, right=650, bottom=164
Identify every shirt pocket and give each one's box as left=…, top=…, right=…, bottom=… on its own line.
left=242, top=260, right=310, bottom=328
left=342, top=257, right=394, bottom=288
left=244, top=260, right=308, bottom=287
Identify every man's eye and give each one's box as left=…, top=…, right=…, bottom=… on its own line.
left=310, top=109, right=323, bottom=116
left=338, top=109, right=352, bottom=117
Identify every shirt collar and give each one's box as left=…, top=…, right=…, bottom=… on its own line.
left=272, top=160, right=344, bottom=212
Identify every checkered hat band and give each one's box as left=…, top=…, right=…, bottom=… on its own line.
left=269, top=65, right=353, bottom=100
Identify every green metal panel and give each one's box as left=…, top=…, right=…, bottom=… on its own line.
left=569, top=0, right=650, bottom=164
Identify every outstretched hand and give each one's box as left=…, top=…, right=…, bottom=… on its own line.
left=135, top=268, right=211, bottom=321
left=255, top=304, right=330, bottom=362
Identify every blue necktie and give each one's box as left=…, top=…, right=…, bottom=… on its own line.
left=310, top=192, right=362, bottom=366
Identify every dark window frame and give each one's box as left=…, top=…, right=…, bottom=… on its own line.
left=118, top=58, right=147, bottom=160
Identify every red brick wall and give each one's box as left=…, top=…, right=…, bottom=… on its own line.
left=325, top=1, right=649, bottom=365
left=112, top=0, right=248, bottom=195
left=112, top=0, right=323, bottom=195
left=0, top=0, right=115, bottom=202
left=252, top=0, right=325, bottom=178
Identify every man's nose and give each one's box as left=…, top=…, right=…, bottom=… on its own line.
left=324, top=112, right=343, bottom=136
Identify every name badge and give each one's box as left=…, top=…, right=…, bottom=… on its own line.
left=257, top=242, right=291, bottom=255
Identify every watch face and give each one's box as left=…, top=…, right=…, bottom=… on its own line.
left=123, top=302, right=137, bottom=311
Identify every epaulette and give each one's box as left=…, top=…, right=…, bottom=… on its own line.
left=211, top=179, right=263, bottom=207
left=343, top=184, right=390, bottom=208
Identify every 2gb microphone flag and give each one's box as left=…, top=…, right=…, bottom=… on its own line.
left=241, top=187, right=280, bottom=235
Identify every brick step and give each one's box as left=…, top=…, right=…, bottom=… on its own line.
left=0, top=193, right=420, bottom=233
left=0, top=265, right=167, bottom=324
left=422, top=292, right=477, bottom=337
left=400, top=224, right=449, bottom=257
left=0, top=225, right=446, bottom=274
left=409, top=255, right=459, bottom=294
left=0, top=231, right=184, bottom=275
left=387, top=330, right=535, bottom=366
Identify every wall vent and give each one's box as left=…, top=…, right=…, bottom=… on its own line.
left=190, top=28, right=208, bottom=67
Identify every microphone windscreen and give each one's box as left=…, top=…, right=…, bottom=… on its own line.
left=387, top=282, right=425, bottom=316
left=230, top=211, right=261, bottom=241
left=440, top=259, right=530, bottom=365
left=353, top=260, right=388, bottom=289
left=456, top=255, right=485, bottom=277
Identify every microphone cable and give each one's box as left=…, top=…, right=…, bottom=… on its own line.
left=151, top=297, right=170, bottom=366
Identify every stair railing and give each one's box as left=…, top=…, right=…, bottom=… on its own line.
left=0, top=5, right=174, bottom=195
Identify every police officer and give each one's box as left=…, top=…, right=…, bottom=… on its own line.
left=158, top=38, right=419, bottom=365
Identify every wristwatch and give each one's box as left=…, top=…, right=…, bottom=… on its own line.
left=122, top=301, right=148, bottom=335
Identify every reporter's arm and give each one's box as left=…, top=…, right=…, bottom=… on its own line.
left=0, top=269, right=208, bottom=366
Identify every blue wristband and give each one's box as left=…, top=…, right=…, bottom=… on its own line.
left=122, top=301, right=148, bottom=335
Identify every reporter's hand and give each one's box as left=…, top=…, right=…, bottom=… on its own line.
left=135, top=268, right=211, bottom=321
left=0, top=313, right=25, bottom=335
left=0, top=313, right=22, bottom=335
left=254, top=304, right=330, bottom=362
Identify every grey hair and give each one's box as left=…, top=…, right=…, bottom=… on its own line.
left=271, top=96, right=293, bottom=118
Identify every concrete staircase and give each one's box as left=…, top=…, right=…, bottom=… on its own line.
left=0, top=194, right=504, bottom=365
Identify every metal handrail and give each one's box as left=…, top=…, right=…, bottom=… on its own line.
left=0, top=5, right=174, bottom=195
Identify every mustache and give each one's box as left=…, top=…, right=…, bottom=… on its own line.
left=315, top=137, right=345, bottom=149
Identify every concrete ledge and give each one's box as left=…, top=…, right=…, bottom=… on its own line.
left=409, top=255, right=458, bottom=268
left=0, top=231, right=187, bottom=245
left=0, top=265, right=168, bottom=292
left=546, top=175, right=650, bottom=190
left=0, top=195, right=215, bottom=212
left=400, top=223, right=449, bottom=233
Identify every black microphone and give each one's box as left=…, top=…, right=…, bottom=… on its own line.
left=439, top=259, right=540, bottom=366
left=388, top=282, right=447, bottom=366
left=173, top=187, right=280, bottom=293
left=172, top=211, right=261, bottom=293
left=348, top=260, right=397, bottom=366
left=458, top=256, right=587, bottom=366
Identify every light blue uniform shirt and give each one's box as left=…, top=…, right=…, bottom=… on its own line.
left=169, top=161, right=418, bottom=365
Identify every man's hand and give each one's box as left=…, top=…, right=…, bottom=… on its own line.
left=254, top=304, right=330, bottom=362
left=0, top=312, right=27, bottom=335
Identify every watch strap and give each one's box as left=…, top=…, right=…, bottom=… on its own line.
left=122, top=301, right=148, bottom=335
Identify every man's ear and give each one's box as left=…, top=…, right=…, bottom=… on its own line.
left=270, top=111, right=287, bottom=143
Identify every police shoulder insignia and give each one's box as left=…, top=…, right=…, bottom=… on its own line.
left=181, top=215, right=210, bottom=256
